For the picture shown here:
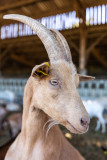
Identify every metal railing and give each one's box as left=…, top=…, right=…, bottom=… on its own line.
left=0, top=78, right=107, bottom=98
left=78, top=79, right=107, bottom=99
left=0, top=78, right=26, bottom=95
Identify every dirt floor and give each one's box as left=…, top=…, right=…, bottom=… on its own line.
left=61, top=118, right=107, bottom=160
left=0, top=118, right=107, bottom=160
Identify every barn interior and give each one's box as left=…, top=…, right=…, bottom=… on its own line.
left=0, top=0, right=107, bottom=77
left=0, top=0, right=107, bottom=160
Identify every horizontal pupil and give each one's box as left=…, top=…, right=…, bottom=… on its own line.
left=52, top=81, right=57, bottom=83
left=51, top=80, right=58, bottom=85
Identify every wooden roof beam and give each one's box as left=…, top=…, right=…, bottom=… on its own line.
left=21, top=7, right=33, bottom=16
left=70, top=40, right=79, bottom=54
left=0, top=47, right=11, bottom=71
left=0, top=48, right=8, bottom=60
left=53, top=0, right=65, bottom=8
left=92, top=48, right=107, bottom=68
left=86, top=33, right=107, bottom=55
left=72, top=0, right=86, bottom=19
left=0, top=0, right=45, bottom=13
left=10, top=53, right=35, bottom=67
left=0, top=56, right=8, bottom=68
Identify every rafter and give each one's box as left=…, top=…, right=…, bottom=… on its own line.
left=92, top=48, right=107, bottom=68
left=0, top=0, right=43, bottom=13
left=72, top=0, right=86, bottom=19
left=0, top=48, right=9, bottom=60
left=70, top=40, right=79, bottom=53
left=0, top=56, right=8, bottom=68
left=21, top=7, right=33, bottom=16
left=10, top=53, right=35, bottom=67
left=86, top=33, right=107, bottom=55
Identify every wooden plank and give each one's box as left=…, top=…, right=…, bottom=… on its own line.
left=86, top=1, right=107, bottom=8
left=0, top=0, right=41, bottom=12
left=0, top=0, right=106, bottom=14
left=70, top=40, right=79, bottom=53
left=0, top=1, right=75, bottom=22
left=92, top=48, right=107, bottom=68
left=10, top=53, right=35, bottom=67
left=72, top=0, right=86, bottom=18
left=37, top=1, right=50, bottom=11
left=0, top=35, right=39, bottom=45
left=0, top=48, right=9, bottom=60
left=87, top=24, right=107, bottom=32
left=79, top=28, right=87, bottom=73
left=54, top=0, right=65, bottom=8
left=21, top=7, right=33, bottom=16
left=0, top=28, right=79, bottom=45
left=16, top=47, right=45, bottom=53
left=86, top=33, right=107, bottom=55
left=0, top=24, right=106, bottom=46
left=0, top=56, right=8, bottom=68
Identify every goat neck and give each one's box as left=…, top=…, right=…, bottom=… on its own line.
left=21, top=77, right=62, bottom=156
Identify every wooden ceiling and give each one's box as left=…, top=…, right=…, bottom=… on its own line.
left=0, top=0, right=107, bottom=24
left=0, top=0, right=107, bottom=77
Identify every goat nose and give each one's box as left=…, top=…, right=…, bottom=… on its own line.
left=80, top=117, right=89, bottom=129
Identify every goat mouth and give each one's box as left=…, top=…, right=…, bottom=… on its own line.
left=66, top=121, right=83, bottom=134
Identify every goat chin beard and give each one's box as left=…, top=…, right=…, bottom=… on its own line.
left=43, top=118, right=88, bottom=137
left=66, top=121, right=89, bottom=134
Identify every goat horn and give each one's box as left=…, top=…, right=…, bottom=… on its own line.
left=3, top=14, right=67, bottom=63
left=51, top=29, right=72, bottom=63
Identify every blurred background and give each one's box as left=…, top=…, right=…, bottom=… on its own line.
left=0, top=0, right=107, bottom=160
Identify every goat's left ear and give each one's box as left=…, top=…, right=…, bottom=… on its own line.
left=32, top=62, right=50, bottom=78
left=78, top=74, right=95, bottom=81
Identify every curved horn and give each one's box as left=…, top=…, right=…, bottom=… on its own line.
left=51, top=29, right=72, bottom=63
left=3, top=14, right=67, bottom=63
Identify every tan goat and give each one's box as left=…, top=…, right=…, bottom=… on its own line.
left=0, top=106, right=7, bottom=132
left=2, top=113, right=22, bottom=138
left=3, top=14, right=95, bottom=160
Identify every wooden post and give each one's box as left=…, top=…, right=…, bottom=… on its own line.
left=79, top=27, right=87, bottom=74
left=79, top=4, right=87, bottom=74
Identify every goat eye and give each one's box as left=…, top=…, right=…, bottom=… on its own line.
left=50, top=79, right=59, bottom=86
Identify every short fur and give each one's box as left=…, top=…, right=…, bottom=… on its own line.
left=5, top=60, right=90, bottom=160
left=3, top=14, right=95, bottom=160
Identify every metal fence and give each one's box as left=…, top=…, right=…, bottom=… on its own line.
left=78, top=79, right=107, bottom=99
left=0, top=78, right=107, bottom=99
left=0, top=78, right=26, bottom=96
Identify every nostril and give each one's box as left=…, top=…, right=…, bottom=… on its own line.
left=80, top=118, right=89, bottom=129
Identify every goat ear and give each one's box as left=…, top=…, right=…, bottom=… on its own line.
left=31, top=62, right=50, bottom=78
left=78, top=74, right=95, bottom=81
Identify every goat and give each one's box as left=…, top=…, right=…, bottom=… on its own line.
left=0, top=112, right=22, bottom=160
left=0, top=106, right=8, bottom=132
left=2, top=113, right=22, bottom=138
left=0, top=90, right=15, bottom=102
left=0, top=103, right=21, bottom=138
left=3, top=14, right=95, bottom=160
left=83, top=100, right=105, bottom=133
left=0, top=138, right=15, bottom=160
left=6, top=103, right=21, bottom=112
left=83, top=96, right=107, bottom=133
